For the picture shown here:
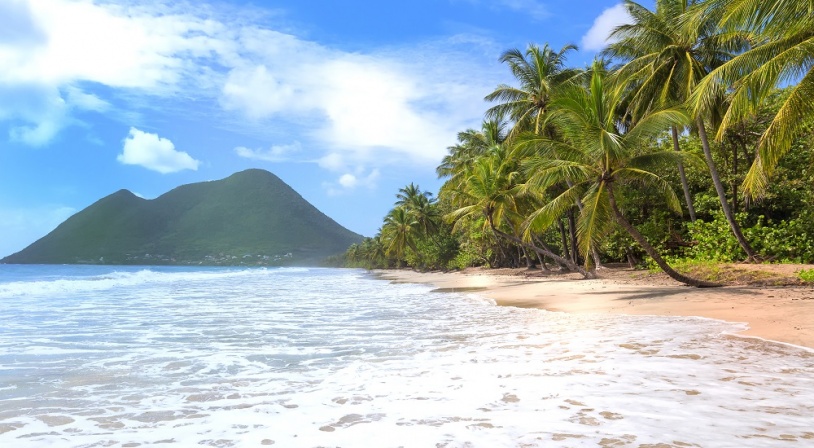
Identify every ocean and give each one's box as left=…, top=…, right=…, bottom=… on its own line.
left=0, top=266, right=811, bottom=447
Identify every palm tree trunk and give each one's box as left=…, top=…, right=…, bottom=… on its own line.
left=489, top=221, right=594, bottom=279
left=696, top=117, right=757, bottom=261
left=557, top=219, right=571, bottom=262
left=607, top=184, right=720, bottom=288
left=535, top=248, right=548, bottom=271
left=671, top=126, right=696, bottom=222
left=567, top=209, right=580, bottom=265
left=731, top=140, right=738, bottom=214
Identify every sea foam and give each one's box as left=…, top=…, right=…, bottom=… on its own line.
left=0, top=266, right=812, bottom=447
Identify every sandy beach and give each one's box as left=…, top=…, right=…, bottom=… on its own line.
left=374, top=266, right=814, bottom=349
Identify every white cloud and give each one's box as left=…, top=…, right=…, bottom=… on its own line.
left=325, top=168, right=381, bottom=196
left=496, top=0, right=549, bottom=20
left=338, top=173, right=359, bottom=188
left=118, top=127, right=200, bottom=173
left=64, top=86, right=109, bottom=112
left=0, top=205, right=76, bottom=257
left=220, top=44, right=496, bottom=167
left=1, top=0, right=502, bottom=170
left=581, top=3, right=632, bottom=51
left=318, top=153, right=346, bottom=171
left=1, top=0, right=228, bottom=89
left=459, top=0, right=549, bottom=21
left=234, top=141, right=301, bottom=162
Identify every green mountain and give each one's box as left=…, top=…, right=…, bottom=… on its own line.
left=2, top=169, right=364, bottom=265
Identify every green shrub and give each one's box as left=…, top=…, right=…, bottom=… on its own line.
left=798, top=269, right=814, bottom=282
left=685, top=211, right=814, bottom=263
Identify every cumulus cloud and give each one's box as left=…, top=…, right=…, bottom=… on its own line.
left=234, top=141, right=301, bottom=162
left=324, top=168, right=381, bottom=196
left=581, top=3, right=632, bottom=51
left=118, top=128, right=200, bottom=173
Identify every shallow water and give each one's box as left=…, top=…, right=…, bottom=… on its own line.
left=0, top=266, right=812, bottom=447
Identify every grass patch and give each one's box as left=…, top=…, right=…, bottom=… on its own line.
left=651, top=259, right=805, bottom=286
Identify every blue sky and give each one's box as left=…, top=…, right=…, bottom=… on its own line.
left=0, top=0, right=638, bottom=257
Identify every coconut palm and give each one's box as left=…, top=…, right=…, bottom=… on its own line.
left=605, top=0, right=756, bottom=260
left=438, top=120, right=506, bottom=186
left=519, top=62, right=718, bottom=287
left=395, top=183, right=443, bottom=247
left=485, top=43, right=580, bottom=137
left=380, top=207, right=419, bottom=265
left=690, top=0, right=814, bottom=198
left=487, top=44, right=608, bottom=267
left=444, top=145, right=592, bottom=277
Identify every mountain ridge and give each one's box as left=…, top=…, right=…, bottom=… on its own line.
left=2, top=169, right=363, bottom=265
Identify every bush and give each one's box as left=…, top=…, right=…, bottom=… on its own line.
left=684, top=211, right=814, bottom=263
left=798, top=269, right=814, bottom=282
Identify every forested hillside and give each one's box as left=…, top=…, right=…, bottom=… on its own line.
left=3, top=169, right=363, bottom=265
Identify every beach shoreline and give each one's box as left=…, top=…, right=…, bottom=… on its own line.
left=372, top=266, right=814, bottom=350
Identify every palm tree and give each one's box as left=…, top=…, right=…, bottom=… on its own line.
left=690, top=0, right=814, bottom=198
left=438, top=120, right=507, bottom=190
left=380, top=207, right=419, bottom=266
left=519, top=62, right=718, bottom=287
left=444, top=145, right=592, bottom=277
left=605, top=0, right=756, bottom=260
left=486, top=43, right=607, bottom=268
left=395, top=183, right=443, bottom=248
left=485, top=43, right=580, bottom=137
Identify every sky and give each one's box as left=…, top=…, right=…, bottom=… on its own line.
left=0, top=0, right=640, bottom=257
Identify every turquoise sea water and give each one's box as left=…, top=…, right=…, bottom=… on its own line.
left=0, top=266, right=812, bottom=447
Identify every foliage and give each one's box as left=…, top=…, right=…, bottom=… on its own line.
left=681, top=211, right=814, bottom=264
left=344, top=2, right=814, bottom=279
left=798, top=269, right=814, bottom=283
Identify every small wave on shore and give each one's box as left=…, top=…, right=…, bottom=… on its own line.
left=0, top=267, right=812, bottom=447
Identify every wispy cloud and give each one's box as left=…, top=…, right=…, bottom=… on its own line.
left=118, top=127, right=200, bottom=173
left=581, top=3, right=632, bottom=52
left=2, top=0, right=504, bottom=180
left=234, top=141, right=302, bottom=162
left=457, top=0, right=549, bottom=21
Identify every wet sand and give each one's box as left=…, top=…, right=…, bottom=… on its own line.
left=373, top=267, right=814, bottom=349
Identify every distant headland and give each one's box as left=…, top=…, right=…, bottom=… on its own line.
left=1, top=169, right=363, bottom=266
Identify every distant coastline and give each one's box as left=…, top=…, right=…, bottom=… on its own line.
left=374, top=266, right=814, bottom=350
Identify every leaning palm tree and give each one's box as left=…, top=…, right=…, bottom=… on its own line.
left=690, top=0, right=814, bottom=198
left=519, top=62, right=718, bottom=287
left=444, top=146, right=592, bottom=277
left=605, top=0, right=756, bottom=260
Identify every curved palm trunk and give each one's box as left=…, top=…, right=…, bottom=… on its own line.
left=488, top=219, right=594, bottom=279
left=671, top=126, right=697, bottom=222
left=696, top=118, right=757, bottom=261
left=607, top=184, right=720, bottom=288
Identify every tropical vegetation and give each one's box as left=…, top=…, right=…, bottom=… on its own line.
left=343, top=0, right=814, bottom=287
